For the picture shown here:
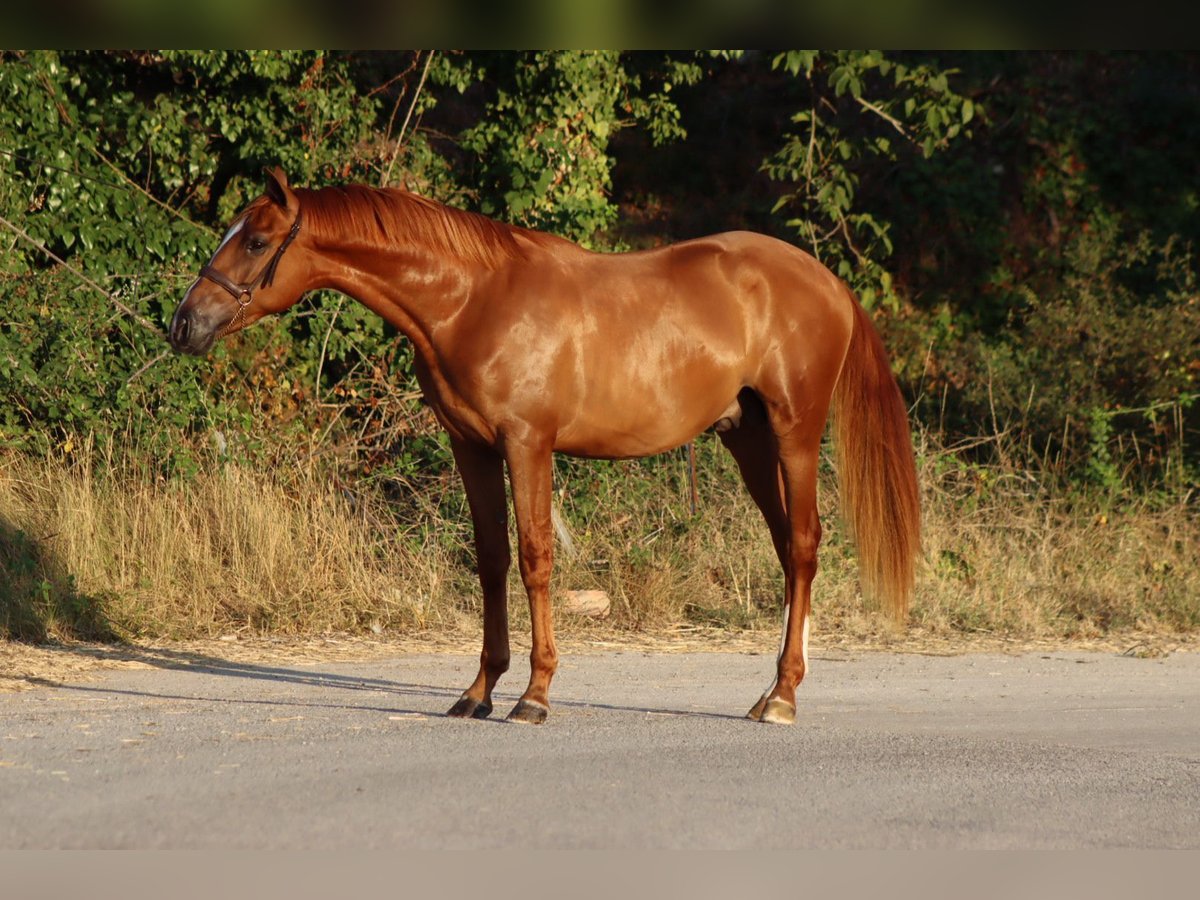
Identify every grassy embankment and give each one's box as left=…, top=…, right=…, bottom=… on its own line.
left=1, top=430, right=1197, bottom=649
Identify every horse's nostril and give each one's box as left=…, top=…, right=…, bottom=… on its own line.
left=172, top=313, right=190, bottom=345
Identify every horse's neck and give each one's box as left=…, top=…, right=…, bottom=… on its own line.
left=317, top=237, right=478, bottom=344
left=312, top=232, right=497, bottom=439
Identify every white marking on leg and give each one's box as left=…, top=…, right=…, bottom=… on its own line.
left=761, top=604, right=791, bottom=698
left=801, top=613, right=810, bottom=671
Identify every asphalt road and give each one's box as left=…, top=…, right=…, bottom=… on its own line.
left=2, top=648, right=1198, bottom=848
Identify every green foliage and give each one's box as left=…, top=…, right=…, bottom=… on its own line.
left=763, top=51, right=976, bottom=310
left=0, top=49, right=1195, bottom=504
left=909, top=201, right=1200, bottom=493
left=1086, top=406, right=1122, bottom=493
left=461, top=51, right=692, bottom=246
left=855, top=53, right=1200, bottom=491
left=0, top=50, right=389, bottom=474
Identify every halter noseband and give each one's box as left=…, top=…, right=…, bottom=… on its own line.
left=199, top=209, right=303, bottom=308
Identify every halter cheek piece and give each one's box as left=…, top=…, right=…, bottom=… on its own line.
left=198, top=209, right=303, bottom=331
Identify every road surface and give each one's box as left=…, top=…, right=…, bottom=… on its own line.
left=2, top=647, right=1198, bottom=848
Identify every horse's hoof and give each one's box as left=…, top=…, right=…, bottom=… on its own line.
left=746, top=695, right=768, bottom=721
left=447, top=696, right=492, bottom=719
left=506, top=699, right=549, bottom=725
left=760, top=697, right=796, bottom=725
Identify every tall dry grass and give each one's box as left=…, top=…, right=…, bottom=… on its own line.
left=549, top=438, right=1200, bottom=644
left=0, top=446, right=474, bottom=640
left=911, top=433, right=1200, bottom=640
left=1, top=432, right=1197, bottom=645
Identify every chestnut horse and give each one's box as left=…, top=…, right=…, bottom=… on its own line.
left=169, top=168, right=920, bottom=725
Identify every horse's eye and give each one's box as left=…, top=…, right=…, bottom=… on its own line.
left=246, top=236, right=268, bottom=254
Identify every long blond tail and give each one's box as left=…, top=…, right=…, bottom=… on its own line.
left=830, top=299, right=921, bottom=620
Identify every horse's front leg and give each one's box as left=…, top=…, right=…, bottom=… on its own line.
left=446, top=437, right=511, bottom=719
left=503, top=440, right=558, bottom=724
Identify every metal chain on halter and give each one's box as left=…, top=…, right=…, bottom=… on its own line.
left=217, top=291, right=253, bottom=339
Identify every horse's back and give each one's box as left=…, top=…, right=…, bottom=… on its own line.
left=522, top=230, right=856, bottom=456
left=592, top=229, right=856, bottom=378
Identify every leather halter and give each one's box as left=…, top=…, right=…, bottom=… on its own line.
left=199, top=209, right=303, bottom=307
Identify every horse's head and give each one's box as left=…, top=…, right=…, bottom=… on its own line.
left=169, top=167, right=306, bottom=356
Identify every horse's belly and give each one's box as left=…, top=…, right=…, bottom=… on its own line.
left=553, top=384, right=742, bottom=459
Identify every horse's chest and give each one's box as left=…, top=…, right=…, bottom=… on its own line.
left=411, top=355, right=496, bottom=446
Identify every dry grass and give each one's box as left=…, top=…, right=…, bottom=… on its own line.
left=912, top=448, right=1200, bottom=640
left=0, top=449, right=475, bottom=641
left=1, top=434, right=1197, bottom=647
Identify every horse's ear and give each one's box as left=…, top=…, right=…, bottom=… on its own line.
left=264, top=166, right=294, bottom=209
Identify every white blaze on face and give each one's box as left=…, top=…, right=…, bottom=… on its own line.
left=175, top=219, right=245, bottom=324
left=212, top=217, right=246, bottom=260
left=182, top=278, right=200, bottom=298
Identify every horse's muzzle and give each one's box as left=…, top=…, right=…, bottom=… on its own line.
left=168, top=306, right=219, bottom=356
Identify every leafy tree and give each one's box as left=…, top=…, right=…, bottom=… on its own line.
left=762, top=50, right=976, bottom=310
left=460, top=51, right=697, bottom=246
left=0, top=50, right=1194, bottom=490
left=0, top=51, right=384, bottom=467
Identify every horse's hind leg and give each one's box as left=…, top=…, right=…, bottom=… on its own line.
left=718, top=400, right=796, bottom=722
left=446, top=438, right=511, bottom=719
left=718, top=393, right=789, bottom=572
left=756, top=417, right=826, bottom=725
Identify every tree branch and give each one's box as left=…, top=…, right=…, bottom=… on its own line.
left=383, top=50, right=435, bottom=188
left=0, top=212, right=166, bottom=339
left=855, top=95, right=909, bottom=139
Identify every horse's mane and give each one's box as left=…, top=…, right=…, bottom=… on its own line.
left=292, top=184, right=529, bottom=267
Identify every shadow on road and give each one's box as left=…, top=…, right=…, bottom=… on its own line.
left=18, top=641, right=744, bottom=722
left=0, top=515, right=119, bottom=643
